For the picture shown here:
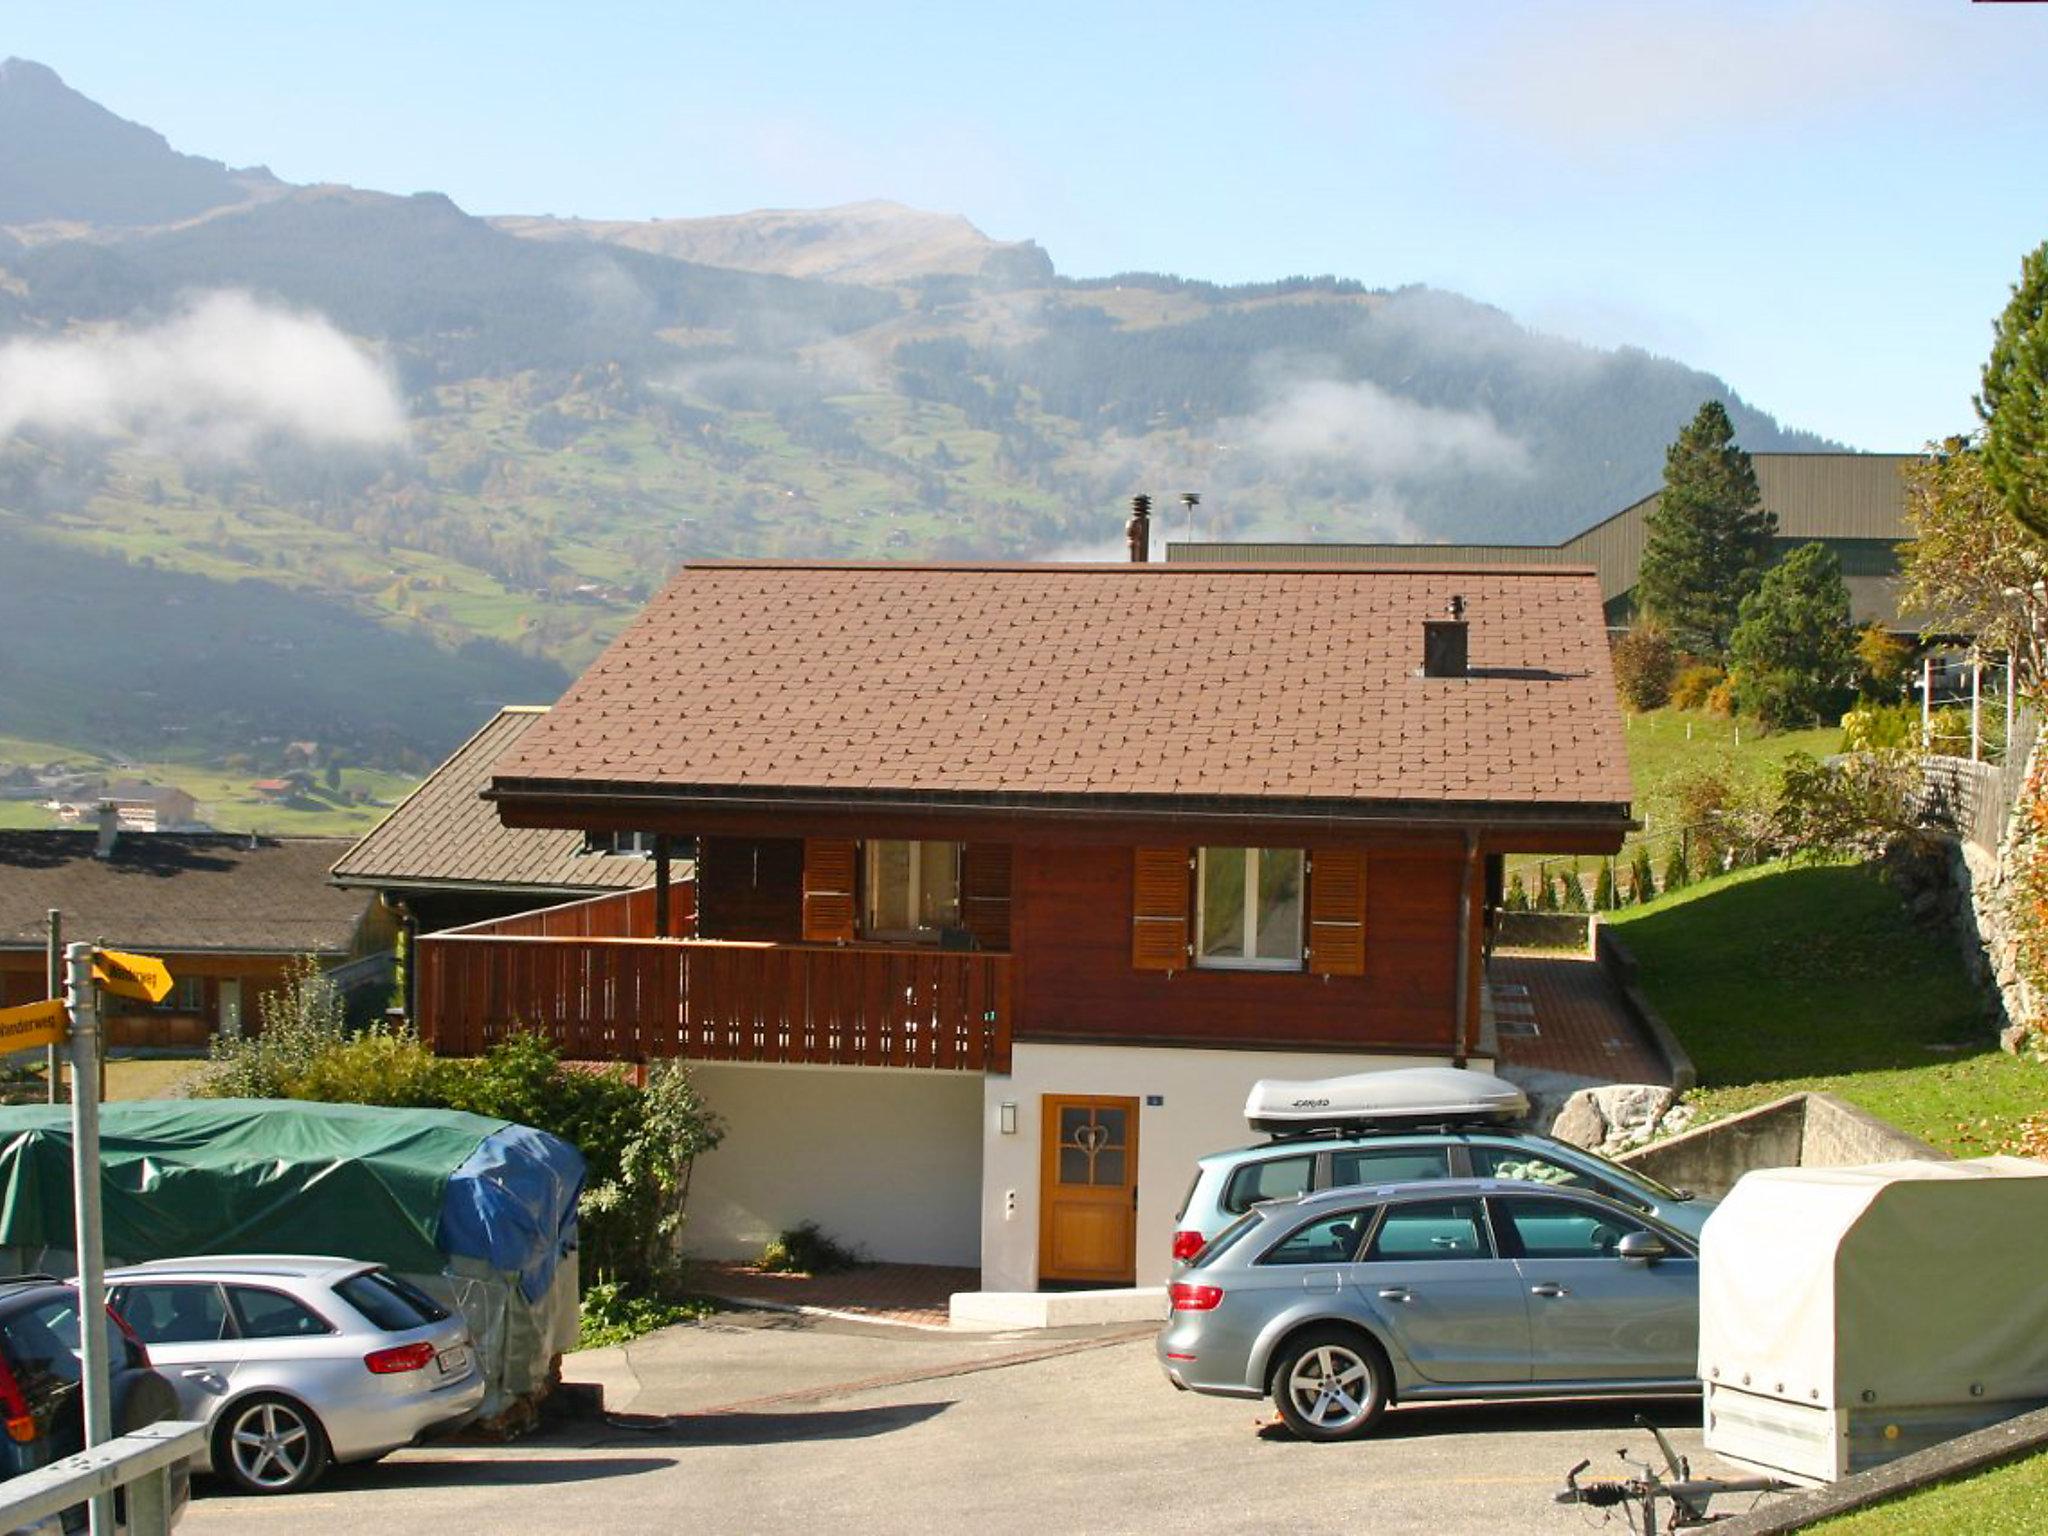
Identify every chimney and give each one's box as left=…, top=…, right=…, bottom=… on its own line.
left=1125, top=494, right=1152, bottom=564
left=1423, top=594, right=1469, bottom=679
left=93, top=801, right=120, bottom=859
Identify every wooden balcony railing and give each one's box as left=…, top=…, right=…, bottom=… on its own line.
left=415, top=929, right=1011, bottom=1073
left=438, top=883, right=696, bottom=940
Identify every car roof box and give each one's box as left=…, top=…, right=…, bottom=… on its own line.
left=1244, top=1067, right=1528, bottom=1136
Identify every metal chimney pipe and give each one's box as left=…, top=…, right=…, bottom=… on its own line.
left=1126, top=494, right=1152, bottom=564
left=93, top=802, right=119, bottom=860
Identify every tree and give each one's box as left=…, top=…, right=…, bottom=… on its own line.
left=1636, top=401, right=1778, bottom=653
left=1978, top=241, right=2048, bottom=542
left=1898, top=440, right=2048, bottom=694
left=1729, top=542, right=1857, bottom=727
left=1852, top=623, right=1914, bottom=701
left=1611, top=622, right=1678, bottom=711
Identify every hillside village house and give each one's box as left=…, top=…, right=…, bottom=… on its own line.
left=0, top=826, right=389, bottom=1048
left=410, top=560, right=1632, bottom=1292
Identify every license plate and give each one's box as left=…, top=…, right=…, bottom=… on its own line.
left=436, top=1346, right=470, bottom=1377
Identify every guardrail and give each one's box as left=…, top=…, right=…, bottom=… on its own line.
left=0, top=1420, right=204, bottom=1536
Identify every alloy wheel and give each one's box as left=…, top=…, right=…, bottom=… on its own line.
left=1285, top=1344, right=1376, bottom=1431
left=227, top=1400, right=313, bottom=1490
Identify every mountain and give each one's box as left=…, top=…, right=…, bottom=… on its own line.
left=0, top=60, right=1842, bottom=770
left=494, top=200, right=1056, bottom=287
left=0, top=57, right=268, bottom=229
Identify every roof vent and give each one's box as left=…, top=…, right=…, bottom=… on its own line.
left=1423, top=595, right=1468, bottom=679
left=1126, top=494, right=1152, bottom=564
left=93, top=801, right=119, bottom=860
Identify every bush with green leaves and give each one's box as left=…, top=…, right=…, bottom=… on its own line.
left=1631, top=845, right=1657, bottom=905
left=1593, top=861, right=1617, bottom=911
left=1774, top=750, right=1944, bottom=865
left=1504, top=873, right=1529, bottom=912
left=1670, top=662, right=1725, bottom=712
left=757, top=1220, right=863, bottom=1276
left=190, top=956, right=350, bottom=1099
left=1534, top=872, right=1559, bottom=912
left=1662, top=845, right=1689, bottom=894
left=1559, top=866, right=1589, bottom=913
left=575, top=1278, right=713, bottom=1350
left=1841, top=702, right=1920, bottom=753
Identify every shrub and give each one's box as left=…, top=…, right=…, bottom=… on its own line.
left=1841, top=702, right=1919, bottom=753
left=576, top=1278, right=713, bottom=1350
left=1774, top=750, right=1943, bottom=864
left=1926, top=704, right=2007, bottom=763
left=189, top=956, right=348, bottom=1099
left=1670, top=662, right=1725, bottom=711
left=1593, top=861, right=1617, bottom=911
left=1704, top=679, right=1738, bottom=717
left=1504, top=873, right=1529, bottom=912
left=1631, top=845, right=1658, bottom=904
left=1662, top=845, right=1689, bottom=894
left=1533, top=871, right=1559, bottom=912
left=757, top=1221, right=863, bottom=1276
left=286, top=1026, right=444, bottom=1106
left=1612, top=624, right=1678, bottom=712
left=1559, top=865, right=1590, bottom=913
left=1854, top=625, right=1915, bottom=700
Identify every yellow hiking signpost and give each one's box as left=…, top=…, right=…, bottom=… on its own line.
left=91, top=948, right=174, bottom=1005
left=0, top=998, right=68, bottom=1053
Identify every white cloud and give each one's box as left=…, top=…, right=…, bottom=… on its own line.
left=1228, top=375, right=1530, bottom=481
left=0, top=291, right=406, bottom=458
left=1449, top=1, right=1984, bottom=160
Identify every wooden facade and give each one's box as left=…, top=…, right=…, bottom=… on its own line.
left=0, top=952, right=295, bottom=1049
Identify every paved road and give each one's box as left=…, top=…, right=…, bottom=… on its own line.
left=181, top=1311, right=1778, bottom=1535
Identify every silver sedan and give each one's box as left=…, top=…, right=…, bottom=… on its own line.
left=1157, top=1179, right=1698, bottom=1440
left=106, top=1255, right=484, bottom=1493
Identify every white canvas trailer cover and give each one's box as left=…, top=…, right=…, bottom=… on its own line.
left=1700, top=1156, right=2048, bottom=1485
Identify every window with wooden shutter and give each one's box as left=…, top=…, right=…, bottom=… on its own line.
left=960, top=843, right=1012, bottom=951
left=1307, top=849, right=1367, bottom=976
left=1132, top=847, right=1191, bottom=972
left=801, top=838, right=857, bottom=944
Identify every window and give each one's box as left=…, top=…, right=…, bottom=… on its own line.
left=1328, top=1146, right=1453, bottom=1190
left=336, top=1270, right=449, bottom=1331
left=1491, top=1196, right=1651, bottom=1260
left=863, top=840, right=962, bottom=939
left=1196, top=848, right=1304, bottom=969
left=0, top=1298, right=136, bottom=1402
left=1364, top=1198, right=1491, bottom=1261
left=1467, top=1144, right=1624, bottom=1204
left=1222, top=1154, right=1316, bottom=1215
left=1260, top=1209, right=1375, bottom=1267
left=226, top=1287, right=333, bottom=1340
left=111, top=1283, right=231, bottom=1345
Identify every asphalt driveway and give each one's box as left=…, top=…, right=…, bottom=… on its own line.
left=179, top=1310, right=1778, bottom=1535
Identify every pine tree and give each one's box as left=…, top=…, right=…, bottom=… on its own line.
left=1561, top=864, right=1590, bottom=913
left=1978, top=241, right=2048, bottom=543
left=1662, top=845, right=1689, bottom=894
left=1636, top=401, right=1778, bottom=654
left=1593, top=861, right=1616, bottom=911
left=1631, top=845, right=1657, bottom=905
left=1534, top=872, right=1559, bottom=912
left=1505, top=873, right=1529, bottom=912
left=1729, top=542, right=1857, bottom=727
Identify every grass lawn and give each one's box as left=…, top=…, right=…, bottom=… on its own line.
left=1608, top=861, right=2048, bottom=1155
left=1805, top=1450, right=2048, bottom=1534
left=1622, top=707, right=1840, bottom=843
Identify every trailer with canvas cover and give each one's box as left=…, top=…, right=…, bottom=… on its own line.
left=1699, top=1156, right=2048, bottom=1485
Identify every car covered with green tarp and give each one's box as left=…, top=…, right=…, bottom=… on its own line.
left=0, top=1099, right=583, bottom=1418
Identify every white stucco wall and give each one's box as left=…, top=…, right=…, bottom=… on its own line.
left=978, top=1044, right=1467, bottom=1292
left=682, top=1062, right=985, bottom=1268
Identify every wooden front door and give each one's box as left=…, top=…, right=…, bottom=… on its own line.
left=1038, top=1095, right=1140, bottom=1285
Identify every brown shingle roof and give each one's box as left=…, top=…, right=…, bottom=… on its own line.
left=493, top=563, right=1631, bottom=816
left=330, top=707, right=660, bottom=894
left=0, top=834, right=370, bottom=954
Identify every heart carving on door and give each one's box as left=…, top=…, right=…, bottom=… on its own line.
left=1073, top=1122, right=1109, bottom=1154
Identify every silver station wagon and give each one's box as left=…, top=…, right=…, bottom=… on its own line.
left=1158, top=1179, right=1699, bottom=1440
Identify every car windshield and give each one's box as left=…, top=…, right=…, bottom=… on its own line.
left=335, top=1269, right=450, bottom=1331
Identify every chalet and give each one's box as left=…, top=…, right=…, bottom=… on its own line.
left=53, top=781, right=205, bottom=833
left=414, top=558, right=1632, bottom=1291
left=0, top=830, right=391, bottom=1049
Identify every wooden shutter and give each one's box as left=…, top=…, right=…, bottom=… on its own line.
left=961, top=843, right=1012, bottom=951
left=801, top=838, right=857, bottom=944
left=1132, top=847, right=1191, bottom=972
left=1307, top=849, right=1367, bottom=976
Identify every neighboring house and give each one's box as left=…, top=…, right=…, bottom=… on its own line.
left=1171, top=452, right=1916, bottom=631
left=0, top=829, right=390, bottom=1050
left=53, top=781, right=206, bottom=833
left=329, top=706, right=669, bottom=1015
left=412, top=559, right=1632, bottom=1293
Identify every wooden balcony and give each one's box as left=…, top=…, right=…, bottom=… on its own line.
left=414, top=888, right=1011, bottom=1072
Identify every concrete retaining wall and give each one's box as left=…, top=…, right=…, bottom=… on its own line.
left=1618, top=1091, right=1943, bottom=1200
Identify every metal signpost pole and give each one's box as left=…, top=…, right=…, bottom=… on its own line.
left=62, top=942, right=113, bottom=1536
left=44, top=910, right=60, bottom=1105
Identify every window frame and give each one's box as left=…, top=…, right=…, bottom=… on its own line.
left=1360, top=1195, right=1496, bottom=1263
left=1194, top=846, right=1306, bottom=972
left=224, top=1284, right=337, bottom=1340
left=1255, top=1206, right=1380, bottom=1268
left=861, top=839, right=964, bottom=943
left=108, top=1281, right=235, bottom=1346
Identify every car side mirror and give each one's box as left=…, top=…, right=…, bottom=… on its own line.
left=1616, top=1231, right=1669, bottom=1263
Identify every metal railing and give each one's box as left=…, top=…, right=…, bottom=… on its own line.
left=0, top=1421, right=203, bottom=1536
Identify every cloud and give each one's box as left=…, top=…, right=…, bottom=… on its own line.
left=1228, top=374, right=1530, bottom=481
left=1447, top=1, right=1987, bottom=160
left=0, top=291, right=406, bottom=458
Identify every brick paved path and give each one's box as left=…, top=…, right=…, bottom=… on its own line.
left=693, top=1261, right=976, bottom=1328
left=1489, top=952, right=1669, bottom=1084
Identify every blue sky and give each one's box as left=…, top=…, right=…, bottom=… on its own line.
left=11, top=1, right=2047, bottom=451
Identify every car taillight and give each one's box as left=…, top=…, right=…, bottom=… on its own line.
left=364, top=1342, right=436, bottom=1375
left=0, top=1354, right=35, bottom=1443
left=1168, top=1283, right=1224, bottom=1312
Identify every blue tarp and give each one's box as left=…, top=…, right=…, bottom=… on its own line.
left=440, top=1121, right=584, bottom=1303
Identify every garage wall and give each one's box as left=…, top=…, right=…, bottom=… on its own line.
left=683, top=1062, right=985, bottom=1268
left=978, top=1043, right=1466, bottom=1293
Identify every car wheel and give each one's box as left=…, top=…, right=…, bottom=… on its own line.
left=213, top=1394, right=330, bottom=1495
left=1270, top=1327, right=1390, bottom=1442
